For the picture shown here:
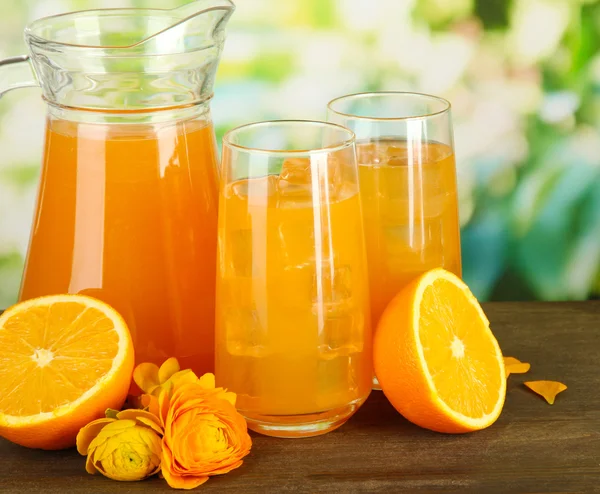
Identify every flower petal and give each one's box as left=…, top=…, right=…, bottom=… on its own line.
left=503, top=356, right=524, bottom=367
left=198, top=373, right=215, bottom=390
left=85, top=454, right=99, bottom=475
left=158, top=387, right=172, bottom=426
left=524, top=380, right=567, bottom=405
left=76, top=418, right=115, bottom=455
left=117, top=409, right=163, bottom=434
left=503, top=356, right=531, bottom=377
left=162, top=466, right=209, bottom=490
left=205, top=458, right=244, bottom=476
left=134, top=362, right=160, bottom=394
left=215, top=389, right=237, bottom=407
left=89, top=421, right=137, bottom=461
left=168, top=370, right=200, bottom=391
left=140, top=393, right=160, bottom=417
left=505, top=363, right=531, bottom=377
left=158, top=357, right=181, bottom=384
left=136, top=416, right=164, bottom=436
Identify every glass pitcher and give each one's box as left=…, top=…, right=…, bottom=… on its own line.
left=0, top=0, right=235, bottom=376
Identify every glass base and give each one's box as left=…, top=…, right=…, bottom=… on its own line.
left=243, top=396, right=368, bottom=438
left=372, top=375, right=382, bottom=391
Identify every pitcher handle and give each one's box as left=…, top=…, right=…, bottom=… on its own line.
left=0, top=55, right=38, bottom=98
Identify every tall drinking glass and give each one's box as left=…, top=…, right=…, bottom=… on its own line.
left=216, top=120, right=372, bottom=438
left=327, top=92, right=462, bottom=377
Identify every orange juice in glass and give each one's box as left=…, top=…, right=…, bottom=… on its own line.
left=328, top=93, right=462, bottom=368
left=216, top=121, right=372, bottom=438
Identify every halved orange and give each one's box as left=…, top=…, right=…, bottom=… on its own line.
left=374, top=269, right=506, bottom=433
left=0, top=294, right=134, bottom=449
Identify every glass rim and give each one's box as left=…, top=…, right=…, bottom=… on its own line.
left=24, top=2, right=235, bottom=51
left=222, top=119, right=356, bottom=156
left=327, top=91, right=451, bottom=122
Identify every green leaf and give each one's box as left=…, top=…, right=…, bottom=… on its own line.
left=511, top=163, right=564, bottom=237
left=561, top=177, right=600, bottom=298
left=475, top=0, right=511, bottom=30
left=461, top=208, right=509, bottom=301
left=414, top=0, right=474, bottom=29
left=566, top=3, right=600, bottom=76
left=515, top=162, right=600, bottom=300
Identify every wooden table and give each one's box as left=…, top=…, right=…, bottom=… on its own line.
left=1, top=302, right=599, bottom=493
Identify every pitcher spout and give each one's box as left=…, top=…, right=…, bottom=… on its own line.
left=130, top=0, right=236, bottom=55
left=14, top=0, right=235, bottom=111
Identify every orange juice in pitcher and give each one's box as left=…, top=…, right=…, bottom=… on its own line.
left=0, top=0, right=236, bottom=375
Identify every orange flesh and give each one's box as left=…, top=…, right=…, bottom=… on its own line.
left=419, top=278, right=503, bottom=418
left=0, top=302, right=119, bottom=416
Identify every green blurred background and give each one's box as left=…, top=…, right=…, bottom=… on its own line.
left=1, top=0, right=599, bottom=307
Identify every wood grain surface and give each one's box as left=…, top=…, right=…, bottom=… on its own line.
left=1, top=302, right=599, bottom=493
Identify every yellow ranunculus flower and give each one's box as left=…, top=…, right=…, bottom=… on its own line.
left=76, top=409, right=163, bottom=482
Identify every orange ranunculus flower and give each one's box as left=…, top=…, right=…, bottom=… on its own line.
left=157, top=373, right=252, bottom=489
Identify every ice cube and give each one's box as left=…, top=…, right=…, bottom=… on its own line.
left=316, top=352, right=362, bottom=408
left=356, top=141, right=391, bottom=166
left=278, top=220, right=315, bottom=265
left=378, top=169, right=447, bottom=222
left=225, top=309, right=269, bottom=358
left=386, top=141, right=449, bottom=167
left=272, top=262, right=313, bottom=308
left=384, top=219, right=445, bottom=269
left=386, top=143, right=410, bottom=166
left=230, top=175, right=278, bottom=206
left=227, top=229, right=253, bottom=277
left=312, top=260, right=353, bottom=316
left=323, top=155, right=344, bottom=200
left=277, top=158, right=312, bottom=198
left=277, top=156, right=343, bottom=206
left=277, top=157, right=313, bottom=208
left=384, top=218, right=442, bottom=254
left=219, top=277, right=254, bottom=308
left=312, top=260, right=365, bottom=360
left=278, top=220, right=332, bottom=266
left=318, top=308, right=364, bottom=359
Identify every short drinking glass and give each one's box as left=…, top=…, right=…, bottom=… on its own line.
left=327, top=92, right=462, bottom=366
left=216, top=120, right=372, bottom=438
